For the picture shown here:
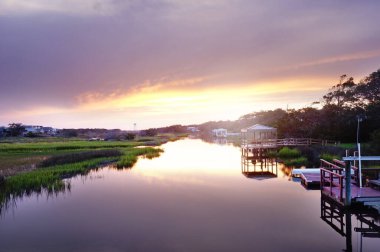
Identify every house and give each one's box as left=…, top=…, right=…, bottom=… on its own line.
left=24, top=125, right=58, bottom=136
left=187, top=126, right=200, bottom=133
left=24, top=125, right=44, bottom=134
left=42, top=127, right=58, bottom=135
left=212, top=128, right=228, bottom=138
left=0, top=126, right=5, bottom=137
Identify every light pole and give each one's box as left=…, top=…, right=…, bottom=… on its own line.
left=356, top=115, right=364, bottom=188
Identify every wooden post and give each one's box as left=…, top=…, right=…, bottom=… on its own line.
left=345, top=160, right=351, bottom=206
left=345, top=211, right=352, bottom=251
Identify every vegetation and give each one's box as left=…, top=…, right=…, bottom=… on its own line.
left=320, top=153, right=340, bottom=163
left=116, top=148, right=163, bottom=168
left=283, top=157, right=308, bottom=167
left=194, top=68, right=380, bottom=154
left=278, top=147, right=301, bottom=159
left=0, top=134, right=177, bottom=213
left=39, top=149, right=123, bottom=167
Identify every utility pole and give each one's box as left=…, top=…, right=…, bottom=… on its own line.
left=357, top=115, right=364, bottom=188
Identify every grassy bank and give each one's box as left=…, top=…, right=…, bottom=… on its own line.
left=273, top=144, right=351, bottom=168
left=0, top=135, right=177, bottom=212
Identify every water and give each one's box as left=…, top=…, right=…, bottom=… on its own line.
left=0, top=139, right=379, bottom=251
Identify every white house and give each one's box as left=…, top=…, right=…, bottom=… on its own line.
left=24, top=125, right=44, bottom=134
left=212, top=128, right=228, bottom=138
left=187, top=126, right=200, bottom=133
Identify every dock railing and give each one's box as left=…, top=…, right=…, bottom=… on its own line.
left=320, top=159, right=344, bottom=174
left=321, top=168, right=345, bottom=202
left=241, top=138, right=339, bottom=148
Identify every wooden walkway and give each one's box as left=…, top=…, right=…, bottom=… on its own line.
left=242, top=138, right=339, bottom=150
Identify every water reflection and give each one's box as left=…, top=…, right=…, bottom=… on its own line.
left=321, top=195, right=380, bottom=251
left=0, top=139, right=379, bottom=251
left=241, top=157, right=278, bottom=179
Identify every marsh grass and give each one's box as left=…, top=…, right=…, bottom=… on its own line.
left=39, top=149, right=122, bottom=167
left=0, top=157, right=116, bottom=214
left=116, top=147, right=163, bottom=168
left=0, top=141, right=139, bottom=153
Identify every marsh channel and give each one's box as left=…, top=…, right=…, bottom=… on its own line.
left=0, top=138, right=379, bottom=251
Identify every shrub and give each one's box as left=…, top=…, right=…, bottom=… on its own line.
left=278, top=147, right=301, bottom=159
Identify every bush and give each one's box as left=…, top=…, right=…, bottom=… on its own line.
left=278, top=147, right=301, bottom=159
left=25, top=132, right=39, bottom=138
left=125, top=133, right=136, bottom=140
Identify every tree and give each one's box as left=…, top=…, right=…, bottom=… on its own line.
left=323, top=75, right=357, bottom=108
left=7, top=123, right=25, bottom=137
left=141, top=128, right=158, bottom=137
left=356, top=69, right=380, bottom=106
left=125, top=133, right=136, bottom=140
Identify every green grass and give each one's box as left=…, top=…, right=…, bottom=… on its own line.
left=0, top=145, right=164, bottom=213
left=39, top=149, right=122, bottom=167
left=116, top=147, right=163, bottom=168
left=278, top=147, right=301, bottom=159
left=0, top=138, right=168, bottom=173
left=0, top=157, right=116, bottom=212
left=0, top=140, right=139, bottom=153
left=338, top=143, right=356, bottom=149
left=0, top=135, right=177, bottom=213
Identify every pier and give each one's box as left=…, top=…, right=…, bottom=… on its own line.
left=320, top=156, right=380, bottom=211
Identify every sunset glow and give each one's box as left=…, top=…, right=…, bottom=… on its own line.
left=1, top=0, right=379, bottom=129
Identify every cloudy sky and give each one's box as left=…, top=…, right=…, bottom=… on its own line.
left=1, top=0, right=380, bottom=129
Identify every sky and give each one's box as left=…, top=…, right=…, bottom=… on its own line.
left=1, top=0, right=380, bottom=130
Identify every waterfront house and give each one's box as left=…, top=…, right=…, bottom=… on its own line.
left=212, top=128, right=228, bottom=138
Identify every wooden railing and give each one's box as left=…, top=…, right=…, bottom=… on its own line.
left=242, top=138, right=339, bottom=147
left=320, top=159, right=344, bottom=174
left=321, top=168, right=344, bottom=202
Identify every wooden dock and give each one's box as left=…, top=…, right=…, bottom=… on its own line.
left=321, top=156, right=380, bottom=212
left=300, top=172, right=321, bottom=188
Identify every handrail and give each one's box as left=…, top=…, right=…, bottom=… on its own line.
left=242, top=138, right=339, bottom=147
left=320, top=168, right=344, bottom=202
left=320, top=159, right=344, bottom=174
left=332, top=159, right=345, bottom=167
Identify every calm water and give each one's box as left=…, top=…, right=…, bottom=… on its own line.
left=0, top=139, right=379, bottom=251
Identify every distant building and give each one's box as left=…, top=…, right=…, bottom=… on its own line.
left=24, top=125, right=58, bottom=136
left=212, top=128, right=228, bottom=138
left=42, top=127, right=58, bottom=135
left=0, top=126, right=5, bottom=137
left=24, top=125, right=43, bottom=134
left=187, top=126, right=200, bottom=133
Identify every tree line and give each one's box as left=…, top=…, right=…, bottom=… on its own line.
left=197, top=68, right=380, bottom=149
